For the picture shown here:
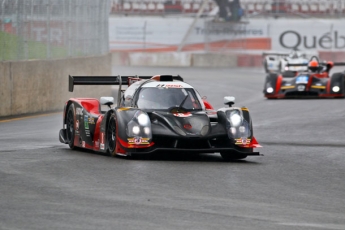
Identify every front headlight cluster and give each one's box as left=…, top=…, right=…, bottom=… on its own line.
left=332, top=86, right=340, bottom=93
left=228, top=110, right=242, bottom=127
left=127, top=111, right=152, bottom=138
left=226, top=109, right=251, bottom=139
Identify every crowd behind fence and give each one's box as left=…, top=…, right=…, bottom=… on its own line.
left=0, top=0, right=110, bottom=61
left=110, top=0, right=345, bottom=18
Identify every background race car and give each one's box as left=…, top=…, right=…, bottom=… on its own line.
left=59, top=75, right=262, bottom=161
left=263, top=56, right=345, bottom=99
left=262, top=50, right=318, bottom=74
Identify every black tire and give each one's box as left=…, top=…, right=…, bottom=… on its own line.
left=220, top=151, right=248, bottom=161
left=106, top=114, right=117, bottom=157
left=264, top=60, right=269, bottom=73
left=66, top=104, right=76, bottom=149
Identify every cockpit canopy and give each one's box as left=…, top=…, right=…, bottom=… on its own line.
left=136, top=86, right=202, bottom=110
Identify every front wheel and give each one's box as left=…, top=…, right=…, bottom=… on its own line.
left=66, top=104, right=76, bottom=149
left=106, top=114, right=117, bottom=157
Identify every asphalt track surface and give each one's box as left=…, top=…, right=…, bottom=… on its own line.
left=0, top=66, right=345, bottom=230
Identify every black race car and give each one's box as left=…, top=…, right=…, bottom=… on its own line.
left=263, top=56, right=345, bottom=99
left=59, top=75, right=261, bottom=161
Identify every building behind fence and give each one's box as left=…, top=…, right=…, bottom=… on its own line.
left=0, top=0, right=110, bottom=61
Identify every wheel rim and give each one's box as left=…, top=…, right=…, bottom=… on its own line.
left=107, top=117, right=116, bottom=152
left=66, top=109, right=74, bottom=142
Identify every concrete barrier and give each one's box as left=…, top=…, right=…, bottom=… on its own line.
left=129, top=52, right=192, bottom=67
left=0, top=62, right=11, bottom=117
left=0, top=54, right=112, bottom=118
left=192, top=53, right=237, bottom=67
left=112, top=52, right=238, bottom=67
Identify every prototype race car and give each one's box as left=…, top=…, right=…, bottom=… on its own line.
left=263, top=56, right=345, bottom=99
left=59, top=75, right=261, bottom=161
left=262, top=50, right=316, bottom=73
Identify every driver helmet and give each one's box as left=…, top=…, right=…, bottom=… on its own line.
left=308, top=61, right=319, bottom=72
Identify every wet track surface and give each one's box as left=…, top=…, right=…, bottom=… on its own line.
left=0, top=66, right=345, bottom=230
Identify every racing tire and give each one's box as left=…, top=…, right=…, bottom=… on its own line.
left=263, top=60, right=269, bottom=73
left=106, top=114, right=117, bottom=157
left=66, top=104, right=76, bottom=149
left=330, top=73, right=345, bottom=98
left=220, top=151, right=247, bottom=161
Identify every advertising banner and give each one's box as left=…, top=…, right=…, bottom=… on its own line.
left=109, top=17, right=345, bottom=52
left=268, top=19, right=345, bottom=52
left=109, top=17, right=268, bottom=52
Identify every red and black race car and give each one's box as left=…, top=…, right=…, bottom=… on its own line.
left=263, top=56, right=345, bottom=99
left=59, top=75, right=261, bottom=161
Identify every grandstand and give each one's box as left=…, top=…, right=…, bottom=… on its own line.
left=110, top=0, right=345, bottom=18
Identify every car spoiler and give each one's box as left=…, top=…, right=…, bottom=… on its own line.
left=68, top=75, right=184, bottom=92
left=286, top=62, right=345, bottom=67
left=68, top=75, right=184, bottom=107
left=262, top=52, right=290, bottom=57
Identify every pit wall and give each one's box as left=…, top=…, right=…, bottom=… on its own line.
left=0, top=54, right=112, bottom=118
left=111, top=51, right=345, bottom=67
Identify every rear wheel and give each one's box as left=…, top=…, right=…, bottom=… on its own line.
left=106, top=114, right=117, bottom=157
left=66, top=104, right=75, bottom=149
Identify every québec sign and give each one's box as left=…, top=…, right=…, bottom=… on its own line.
left=279, top=30, right=345, bottom=50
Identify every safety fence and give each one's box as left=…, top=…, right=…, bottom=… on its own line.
left=0, top=0, right=110, bottom=61
left=110, top=0, right=345, bottom=18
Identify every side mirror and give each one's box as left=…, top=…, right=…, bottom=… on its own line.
left=224, top=96, right=235, bottom=107
left=100, top=97, right=114, bottom=108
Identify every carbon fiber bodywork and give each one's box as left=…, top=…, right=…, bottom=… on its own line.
left=59, top=75, right=261, bottom=160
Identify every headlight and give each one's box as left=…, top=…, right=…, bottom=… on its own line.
left=126, top=111, right=152, bottom=138
left=143, top=127, right=150, bottom=135
left=266, top=87, right=274, bottom=93
left=230, top=113, right=242, bottom=127
left=132, top=125, right=140, bottom=135
left=137, top=113, right=150, bottom=126
left=332, top=86, right=340, bottom=92
left=239, top=126, right=245, bottom=133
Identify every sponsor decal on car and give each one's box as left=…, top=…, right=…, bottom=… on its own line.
left=235, top=138, right=251, bottom=145
left=88, top=117, right=95, bottom=125
left=95, top=140, right=100, bottom=148
left=173, top=112, right=192, bottom=117
left=296, top=75, right=309, bottom=84
left=156, top=84, right=183, bottom=88
left=128, top=137, right=150, bottom=145
left=84, top=115, right=89, bottom=129
left=100, top=132, right=105, bottom=150
left=76, top=120, right=79, bottom=130
left=76, top=107, right=83, bottom=115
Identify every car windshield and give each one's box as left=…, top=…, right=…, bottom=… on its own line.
left=136, top=87, right=202, bottom=110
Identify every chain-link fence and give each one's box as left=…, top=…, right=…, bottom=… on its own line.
left=0, top=0, right=110, bottom=61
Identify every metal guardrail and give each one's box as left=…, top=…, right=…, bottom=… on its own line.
left=0, top=0, right=110, bottom=61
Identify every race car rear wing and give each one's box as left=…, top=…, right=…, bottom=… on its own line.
left=68, top=75, right=184, bottom=92
left=286, top=62, right=345, bottom=67
left=262, top=52, right=290, bottom=57
left=69, top=75, right=184, bottom=107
